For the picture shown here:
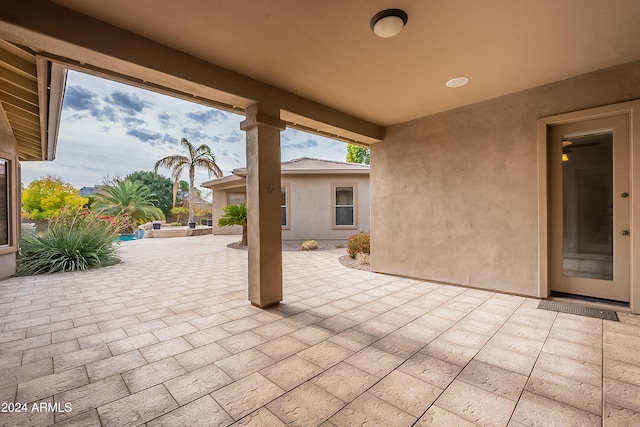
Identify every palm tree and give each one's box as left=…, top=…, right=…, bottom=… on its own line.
left=218, top=203, right=248, bottom=246
left=154, top=138, right=223, bottom=224
left=92, top=180, right=164, bottom=231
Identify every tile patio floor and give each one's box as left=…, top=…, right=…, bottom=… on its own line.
left=1, top=235, right=639, bottom=426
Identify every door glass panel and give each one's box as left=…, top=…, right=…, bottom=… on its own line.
left=562, top=132, right=613, bottom=280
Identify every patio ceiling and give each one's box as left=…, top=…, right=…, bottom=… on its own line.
left=1, top=1, right=639, bottom=150
left=0, top=40, right=42, bottom=160
left=47, top=0, right=640, bottom=126
left=0, top=39, right=64, bottom=161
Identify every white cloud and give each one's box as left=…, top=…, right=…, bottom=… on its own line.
left=21, top=71, right=348, bottom=189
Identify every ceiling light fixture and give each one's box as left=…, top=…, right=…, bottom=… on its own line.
left=370, top=9, right=408, bottom=38
left=446, top=77, right=469, bottom=88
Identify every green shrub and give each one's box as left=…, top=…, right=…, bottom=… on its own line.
left=301, top=240, right=318, bottom=251
left=219, top=203, right=248, bottom=246
left=170, top=206, right=189, bottom=224
left=347, top=233, right=370, bottom=259
left=200, top=218, right=208, bottom=225
left=16, top=206, right=122, bottom=275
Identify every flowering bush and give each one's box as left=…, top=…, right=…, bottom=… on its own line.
left=347, top=233, right=370, bottom=259
left=54, top=205, right=129, bottom=233
left=16, top=205, right=125, bottom=275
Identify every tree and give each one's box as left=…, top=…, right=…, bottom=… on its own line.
left=126, top=171, right=173, bottom=216
left=154, top=138, right=223, bottom=224
left=176, top=179, right=202, bottom=207
left=92, top=180, right=164, bottom=230
left=218, top=202, right=247, bottom=246
left=22, top=176, right=88, bottom=219
left=170, top=206, right=189, bottom=224
left=346, top=144, right=370, bottom=165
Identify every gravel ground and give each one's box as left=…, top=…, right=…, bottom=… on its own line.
left=226, top=241, right=371, bottom=271
left=227, top=241, right=345, bottom=251
left=338, top=255, right=371, bottom=271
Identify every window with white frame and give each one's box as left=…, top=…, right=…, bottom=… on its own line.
left=226, top=193, right=245, bottom=206
left=0, top=160, right=8, bottom=246
left=281, top=186, right=288, bottom=228
left=334, top=185, right=356, bottom=227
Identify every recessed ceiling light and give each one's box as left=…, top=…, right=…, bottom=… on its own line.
left=446, top=77, right=469, bottom=88
left=370, top=9, right=408, bottom=38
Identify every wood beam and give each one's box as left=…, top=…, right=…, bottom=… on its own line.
left=0, top=92, right=39, bottom=115
left=36, top=56, right=49, bottom=159
left=17, top=151, right=40, bottom=161
left=0, top=39, right=36, bottom=62
left=0, top=65, right=37, bottom=93
left=0, top=79, right=39, bottom=106
left=4, top=107, right=39, bottom=127
left=13, top=128, right=40, bottom=144
left=0, top=48, right=36, bottom=79
left=0, top=97, right=12, bottom=135
left=11, top=121, right=39, bottom=139
left=16, top=142, right=42, bottom=159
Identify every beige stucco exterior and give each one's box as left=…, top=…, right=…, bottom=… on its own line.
left=205, top=158, right=370, bottom=242
left=0, top=134, right=20, bottom=279
left=211, top=189, right=246, bottom=237
left=282, top=174, right=370, bottom=242
left=372, top=60, right=640, bottom=303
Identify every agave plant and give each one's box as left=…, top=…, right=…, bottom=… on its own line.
left=17, top=206, right=121, bottom=275
left=92, top=180, right=164, bottom=229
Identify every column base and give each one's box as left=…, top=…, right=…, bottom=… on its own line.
left=250, top=301, right=281, bottom=309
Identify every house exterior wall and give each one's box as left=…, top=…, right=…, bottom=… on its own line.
left=371, top=59, right=640, bottom=297
left=212, top=185, right=246, bottom=235
left=211, top=174, right=370, bottom=241
left=282, top=174, right=370, bottom=241
left=0, top=135, right=20, bottom=279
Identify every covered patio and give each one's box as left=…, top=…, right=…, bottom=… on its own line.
left=0, top=236, right=638, bottom=426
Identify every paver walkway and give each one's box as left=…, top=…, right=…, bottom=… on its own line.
left=0, top=235, right=639, bottom=426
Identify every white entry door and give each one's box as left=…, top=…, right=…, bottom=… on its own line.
left=549, top=114, right=630, bottom=302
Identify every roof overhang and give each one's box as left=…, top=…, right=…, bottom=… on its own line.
left=37, top=0, right=640, bottom=127
left=203, top=166, right=370, bottom=190
left=232, top=168, right=370, bottom=178
left=201, top=174, right=244, bottom=190
left=0, top=1, right=384, bottom=147
left=0, top=39, right=66, bottom=161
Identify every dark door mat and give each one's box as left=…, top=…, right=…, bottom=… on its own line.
left=538, top=300, right=619, bottom=321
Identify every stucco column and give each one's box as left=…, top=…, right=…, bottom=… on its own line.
left=240, top=103, right=285, bottom=308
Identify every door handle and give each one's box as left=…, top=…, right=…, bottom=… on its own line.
left=620, top=230, right=630, bottom=236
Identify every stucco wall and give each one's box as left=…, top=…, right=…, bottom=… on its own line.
left=0, top=134, right=19, bottom=280
left=371, top=59, right=640, bottom=297
left=282, top=174, right=370, bottom=241
left=211, top=174, right=371, bottom=241
left=212, top=187, right=245, bottom=235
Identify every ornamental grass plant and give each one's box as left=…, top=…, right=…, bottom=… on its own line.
left=17, top=206, right=125, bottom=275
left=301, top=240, right=318, bottom=251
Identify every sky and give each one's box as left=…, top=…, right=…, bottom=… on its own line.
left=21, top=70, right=348, bottom=191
